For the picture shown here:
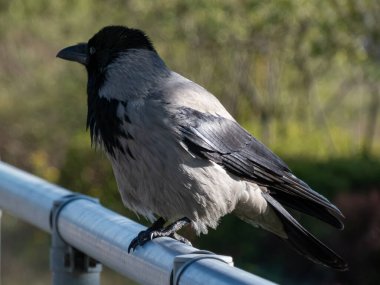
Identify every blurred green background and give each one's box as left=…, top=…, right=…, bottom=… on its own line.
left=1, top=0, right=380, bottom=284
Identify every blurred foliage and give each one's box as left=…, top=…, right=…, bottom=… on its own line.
left=0, top=0, right=380, bottom=284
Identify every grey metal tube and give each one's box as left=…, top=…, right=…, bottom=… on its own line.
left=0, top=163, right=69, bottom=232
left=0, top=162, right=276, bottom=285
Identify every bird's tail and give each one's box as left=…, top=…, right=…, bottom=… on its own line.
left=260, top=193, right=348, bottom=271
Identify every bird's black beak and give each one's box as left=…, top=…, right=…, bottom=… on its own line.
left=57, top=43, right=88, bottom=66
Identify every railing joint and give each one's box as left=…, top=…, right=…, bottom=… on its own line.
left=50, top=194, right=102, bottom=285
left=171, top=250, right=233, bottom=285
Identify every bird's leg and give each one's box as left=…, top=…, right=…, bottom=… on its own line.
left=152, top=217, right=192, bottom=246
left=128, top=217, right=191, bottom=252
left=157, top=217, right=191, bottom=237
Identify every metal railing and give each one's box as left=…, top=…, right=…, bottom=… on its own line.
left=0, top=162, right=276, bottom=285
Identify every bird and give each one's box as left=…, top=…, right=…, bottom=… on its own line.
left=57, top=25, right=347, bottom=270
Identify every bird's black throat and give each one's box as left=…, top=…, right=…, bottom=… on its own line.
left=86, top=72, right=134, bottom=159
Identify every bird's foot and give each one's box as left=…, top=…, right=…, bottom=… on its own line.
left=170, top=232, right=192, bottom=247
left=128, top=217, right=191, bottom=253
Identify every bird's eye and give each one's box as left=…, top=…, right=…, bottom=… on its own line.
left=89, top=47, right=96, bottom=55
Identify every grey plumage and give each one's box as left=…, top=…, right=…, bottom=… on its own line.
left=57, top=25, right=347, bottom=270
left=103, top=63, right=249, bottom=234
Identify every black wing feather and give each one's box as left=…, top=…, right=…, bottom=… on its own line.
left=176, top=107, right=344, bottom=229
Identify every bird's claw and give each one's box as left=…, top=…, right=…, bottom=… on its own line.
left=128, top=230, right=192, bottom=253
left=128, top=217, right=191, bottom=253
left=128, top=230, right=154, bottom=253
left=170, top=233, right=192, bottom=246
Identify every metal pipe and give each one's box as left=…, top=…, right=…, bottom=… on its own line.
left=0, top=162, right=276, bottom=285
left=0, top=163, right=69, bottom=232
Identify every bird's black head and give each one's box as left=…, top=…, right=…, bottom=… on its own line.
left=56, top=25, right=155, bottom=70
left=57, top=26, right=163, bottom=157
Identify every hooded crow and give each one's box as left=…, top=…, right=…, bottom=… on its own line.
left=57, top=25, right=347, bottom=270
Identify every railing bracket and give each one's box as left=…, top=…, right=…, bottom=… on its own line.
left=50, top=194, right=102, bottom=285
left=171, top=250, right=233, bottom=285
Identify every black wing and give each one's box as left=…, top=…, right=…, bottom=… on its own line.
left=176, top=107, right=344, bottom=229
